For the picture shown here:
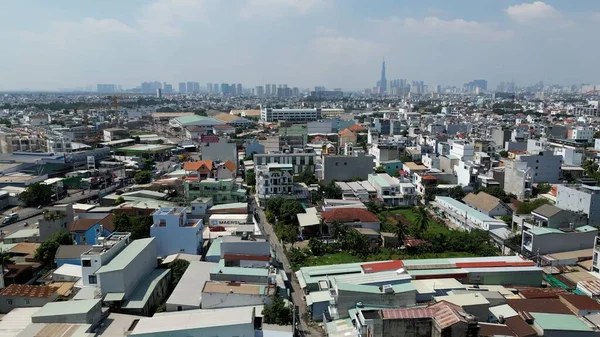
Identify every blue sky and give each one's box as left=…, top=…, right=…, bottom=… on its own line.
left=1, top=0, right=599, bottom=91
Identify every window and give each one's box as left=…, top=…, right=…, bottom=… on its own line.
left=88, top=275, right=97, bottom=284
left=25, top=299, right=30, bottom=305
left=177, top=306, right=183, bottom=311
left=82, top=260, right=92, bottom=267
left=6, top=299, right=12, bottom=305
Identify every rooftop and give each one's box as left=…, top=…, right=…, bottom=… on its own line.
left=531, top=312, right=593, bottom=332
left=202, top=281, right=271, bottom=295
left=96, top=238, right=154, bottom=274
left=0, top=284, right=56, bottom=298
left=166, top=261, right=216, bottom=308
left=121, top=269, right=170, bottom=310
left=32, top=299, right=101, bottom=319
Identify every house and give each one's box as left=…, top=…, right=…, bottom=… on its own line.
left=150, top=207, right=203, bottom=257
left=522, top=204, right=588, bottom=232
left=38, top=204, right=74, bottom=241
left=185, top=126, right=206, bottom=140
left=322, top=154, right=375, bottom=182
left=201, top=280, right=276, bottom=309
left=462, top=192, right=512, bottom=217
left=321, top=208, right=381, bottom=232
left=434, top=196, right=509, bottom=232
left=331, top=282, right=417, bottom=320
left=522, top=225, right=598, bottom=256
left=338, top=128, right=357, bottom=150
left=165, top=261, right=216, bottom=311
left=214, top=160, right=237, bottom=180
left=200, top=137, right=238, bottom=173
left=558, top=294, right=600, bottom=316
left=184, top=178, right=246, bottom=204
left=368, top=173, right=407, bottom=206
left=55, top=244, right=93, bottom=267
left=31, top=299, right=104, bottom=325
left=212, top=124, right=235, bottom=135
left=556, top=184, right=600, bottom=223
left=256, top=163, right=294, bottom=203
left=81, top=232, right=131, bottom=287
left=96, top=238, right=171, bottom=316
left=380, top=160, right=403, bottom=176
left=183, top=160, right=214, bottom=179
left=69, top=213, right=114, bottom=245
left=0, top=284, right=58, bottom=313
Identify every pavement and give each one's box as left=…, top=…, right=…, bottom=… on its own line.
left=250, top=197, right=324, bottom=337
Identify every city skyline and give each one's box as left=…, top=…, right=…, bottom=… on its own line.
left=1, top=0, right=600, bottom=91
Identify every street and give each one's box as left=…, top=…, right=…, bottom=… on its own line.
left=250, top=197, right=323, bottom=337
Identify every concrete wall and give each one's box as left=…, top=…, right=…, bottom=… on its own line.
left=556, top=185, right=600, bottom=223
left=151, top=225, right=202, bottom=258
left=526, top=230, right=597, bottom=255
left=201, top=291, right=270, bottom=309
left=322, top=155, right=375, bottom=182
left=382, top=318, right=432, bottom=337
left=336, top=289, right=416, bottom=319
left=0, top=293, right=58, bottom=313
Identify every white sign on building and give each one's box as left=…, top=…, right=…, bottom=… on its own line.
left=87, top=156, right=96, bottom=170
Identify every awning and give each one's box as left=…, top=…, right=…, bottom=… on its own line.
left=104, top=292, right=125, bottom=302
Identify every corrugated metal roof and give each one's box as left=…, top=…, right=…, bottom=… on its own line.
left=361, top=260, right=404, bottom=274
left=381, top=308, right=437, bottom=319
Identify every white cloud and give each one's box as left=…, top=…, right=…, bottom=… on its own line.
left=506, top=1, right=558, bottom=23
left=371, top=16, right=512, bottom=40
left=314, top=26, right=337, bottom=36
left=239, top=0, right=324, bottom=19
left=136, top=0, right=205, bottom=36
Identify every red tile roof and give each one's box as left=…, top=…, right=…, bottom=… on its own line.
left=514, top=286, right=568, bottom=299
left=0, top=284, right=57, bottom=298
left=361, top=260, right=404, bottom=274
left=223, top=254, right=270, bottom=262
left=504, top=316, right=537, bottom=337
left=348, top=124, right=365, bottom=132
left=339, top=128, right=356, bottom=136
left=507, top=299, right=572, bottom=315
left=559, top=294, right=600, bottom=311
left=183, top=160, right=213, bottom=171
left=321, top=208, right=379, bottom=223
left=200, top=135, right=220, bottom=143
left=421, top=175, right=437, bottom=181
left=381, top=308, right=437, bottom=319
left=70, top=214, right=114, bottom=232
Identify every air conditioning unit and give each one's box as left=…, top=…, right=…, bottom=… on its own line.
left=382, top=284, right=394, bottom=294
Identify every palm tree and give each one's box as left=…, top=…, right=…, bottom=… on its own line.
left=414, top=206, right=430, bottom=238
left=0, top=250, right=12, bottom=272
left=395, top=222, right=409, bottom=248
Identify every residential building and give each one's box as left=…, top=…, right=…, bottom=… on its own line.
left=31, top=299, right=104, bottom=325
left=593, top=236, right=600, bottom=273
left=69, top=213, right=114, bottom=245
left=449, top=140, right=474, bottom=161
left=0, top=284, right=58, bottom=313
left=165, top=261, right=216, bottom=311
left=200, top=136, right=238, bottom=173
left=321, top=208, right=381, bottom=232
left=462, top=192, right=511, bottom=217
left=254, top=152, right=316, bottom=175
left=556, top=184, right=600, bottom=223
left=38, top=204, right=74, bottom=242
left=184, top=178, right=246, bottom=204
left=103, top=128, right=129, bottom=142
left=522, top=225, right=598, bottom=256
left=380, top=160, right=403, bottom=176
left=322, top=154, right=375, bottom=182
left=368, top=173, right=408, bottom=206
left=521, top=204, right=588, bottom=232
left=569, top=126, right=594, bottom=142
left=260, top=107, right=322, bottom=122
left=330, top=282, right=417, bottom=320
left=256, top=163, right=294, bottom=202
left=435, top=196, right=509, bottom=232
left=55, top=244, right=93, bottom=267
left=491, top=128, right=512, bottom=150
left=81, top=232, right=131, bottom=287
left=150, top=207, right=203, bottom=257
left=96, top=238, right=171, bottom=316
left=507, top=150, right=563, bottom=183
left=503, top=160, right=533, bottom=200
left=338, top=128, right=357, bottom=150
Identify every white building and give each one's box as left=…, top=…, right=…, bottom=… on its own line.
left=81, top=232, right=131, bottom=287
left=569, top=126, right=594, bottom=142
left=449, top=140, right=474, bottom=161
left=435, top=196, right=508, bottom=232
left=556, top=184, right=600, bottom=223
left=260, top=107, right=322, bottom=122
left=256, top=163, right=294, bottom=202
left=150, top=207, right=203, bottom=258
left=165, top=261, right=216, bottom=311
left=253, top=152, right=317, bottom=175
left=368, top=173, right=409, bottom=206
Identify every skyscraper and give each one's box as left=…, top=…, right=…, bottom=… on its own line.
left=377, top=58, right=387, bottom=94
left=265, top=84, right=271, bottom=96
left=179, top=82, right=186, bottom=93
left=236, top=84, right=242, bottom=95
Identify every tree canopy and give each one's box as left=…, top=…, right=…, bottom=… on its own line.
left=113, top=213, right=153, bottom=240
left=18, top=182, right=53, bottom=207
left=134, top=170, right=153, bottom=184
left=516, top=198, right=550, bottom=215
left=321, top=181, right=342, bottom=199
left=262, top=295, right=293, bottom=325
left=476, top=187, right=516, bottom=203
left=35, top=231, right=72, bottom=266
left=295, top=169, right=318, bottom=185
left=170, top=259, right=190, bottom=288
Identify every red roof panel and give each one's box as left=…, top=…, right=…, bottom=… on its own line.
left=321, top=208, right=379, bottom=223
left=361, top=260, right=404, bottom=274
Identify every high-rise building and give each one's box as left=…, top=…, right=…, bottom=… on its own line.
left=212, top=83, right=219, bottom=93
left=207, top=83, right=213, bottom=93
left=377, top=58, right=387, bottom=94
left=179, top=82, right=186, bottom=93
left=314, top=86, right=326, bottom=92
left=193, top=82, right=200, bottom=93
left=96, top=84, right=116, bottom=93
left=186, top=82, right=195, bottom=93
left=230, top=83, right=236, bottom=95
left=271, top=84, right=277, bottom=96
left=236, top=84, right=242, bottom=95
left=265, top=84, right=271, bottom=96
left=156, top=88, right=162, bottom=99
left=221, top=83, right=230, bottom=94
left=163, top=83, right=173, bottom=94
left=256, top=86, right=265, bottom=97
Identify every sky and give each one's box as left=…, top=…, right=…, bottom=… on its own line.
left=1, top=0, right=599, bottom=91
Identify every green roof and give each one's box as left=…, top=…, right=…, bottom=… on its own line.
left=122, top=269, right=170, bottom=309
left=96, top=238, right=155, bottom=274
left=212, top=264, right=269, bottom=277
left=32, top=299, right=100, bottom=318
left=529, top=227, right=564, bottom=235
left=306, top=290, right=332, bottom=306
left=577, top=225, right=597, bottom=233
left=173, top=115, right=224, bottom=126
left=206, top=238, right=222, bottom=258
left=531, top=313, right=593, bottom=332
left=336, top=282, right=415, bottom=294
left=209, top=202, right=248, bottom=210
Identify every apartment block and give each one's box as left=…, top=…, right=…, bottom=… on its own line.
left=150, top=207, right=203, bottom=257
left=556, top=184, right=600, bottom=223
left=260, top=108, right=322, bottom=122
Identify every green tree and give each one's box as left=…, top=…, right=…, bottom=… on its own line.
left=262, top=294, right=293, bottom=325
left=296, top=169, right=318, bottom=185
left=448, top=186, right=466, bottom=200
left=322, top=180, right=342, bottom=199
left=399, top=155, right=412, bottom=163
left=308, top=238, right=326, bottom=256
left=114, top=196, right=125, bottom=205
left=134, top=170, right=153, bottom=184
left=18, top=182, right=53, bottom=207
left=142, top=158, right=156, bottom=171
left=516, top=198, right=550, bottom=215
left=113, top=213, right=152, bottom=240
left=583, top=160, right=599, bottom=176
left=536, top=182, right=551, bottom=195
left=309, top=190, right=323, bottom=204
left=414, top=206, right=430, bottom=238
left=395, top=223, right=409, bottom=248
left=499, top=150, right=509, bottom=158
left=563, top=171, right=577, bottom=184
left=34, top=231, right=72, bottom=266
left=245, top=170, right=256, bottom=186
left=0, top=250, right=12, bottom=270
left=169, top=259, right=190, bottom=287
left=330, top=221, right=348, bottom=241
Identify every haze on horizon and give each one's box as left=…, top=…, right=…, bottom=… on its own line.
left=0, top=0, right=599, bottom=91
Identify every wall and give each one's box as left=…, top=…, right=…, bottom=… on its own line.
left=0, top=293, right=58, bottom=313
left=130, top=322, right=254, bottom=337
left=556, top=185, right=600, bottom=223
left=322, top=155, right=375, bottom=182
left=76, top=224, right=112, bottom=245
left=382, top=318, right=432, bottom=337
left=465, top=269, right=542, bottom=287
left=151, top=225, right=202, bottom=257
left=336, top=289, right=416, bottom=319
left=220, top=240, right=270, bottom=257
left=201, top=139, right=238, bottom=170
left=527, top=230, right=597, bottom=255
left=56, top=258, right=81, bottom=267
left=201, top=291, right=270, bottom=309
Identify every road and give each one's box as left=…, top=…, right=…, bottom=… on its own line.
left=0, top=185, right=120, bottom=236
left=250, top=197, right=324, bottom=337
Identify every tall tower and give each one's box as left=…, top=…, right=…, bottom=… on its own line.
left=378, top=58, right=387, bottom=94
